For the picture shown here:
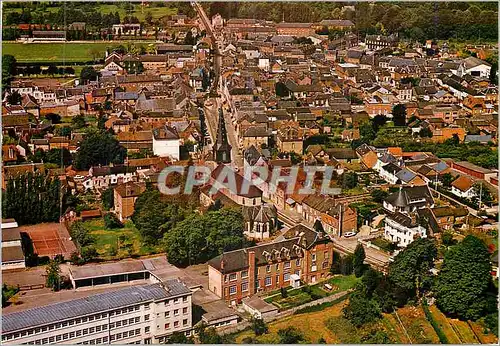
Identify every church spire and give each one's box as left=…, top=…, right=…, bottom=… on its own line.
left=213, top=107, right=232, bottom=163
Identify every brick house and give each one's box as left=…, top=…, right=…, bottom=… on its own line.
left=208, top=224, right=334, bottom=305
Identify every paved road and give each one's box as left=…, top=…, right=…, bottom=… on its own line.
left=193, top=2, right=242, bottom=168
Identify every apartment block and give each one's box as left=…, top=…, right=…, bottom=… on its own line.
left=2, top=281, right=192, bottom=345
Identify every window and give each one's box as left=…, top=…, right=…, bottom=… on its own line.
left=183, top=307, right=188, bottom=314
left=296, top=259, right=301, bottom=266
left=83, top=329, right=89, bottom=335
left=324, top=251, right=329, bottom=259
left=144, top=304, right=150, bottom=310
left=174, top=321, right=179, bottom=328
left=241, top=270, right=248, bottom=278
left=174, top=309, right=179, bottom=316
left=182, top=296, right=188, bottom=303
left=174, top=298, right=179, bottom=304
left=145, top=326, right=150, bottom=334
left=165, top=311, right=170, bottom=318
left=284, top=273, right=290, bottom=281
left=164, top=300, right=170, bottom=306
left=70, top=331, right=75, bottom=338
left=265, top=276, right=272, bottom=286
left=165, top=323, right=170, bottom=329
left=241, top=282, right=248, bottom=292
left=266, top=265, right=271, bottom=273
left=276, top=275, right=279, bottom=284
left=311, top=253, right=316, bottom=261
left=284, top=261, right=291, bottom=269
left=229, top=273, right=237, bottom=281
left=144, top=314, right=150, bottom=321
left=183, top=319, right=188, bottom=326
left=76, top=330, right=82, bottom=337
left=322, top=261, right=329, bottom=269
left=229, top=285, right=237, bottom=295
left=275, top=263, right=280, bottom=272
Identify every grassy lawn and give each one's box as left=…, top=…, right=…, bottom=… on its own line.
left=3, top=42, right=111, bottom=62
left=342, top=186, right=366, bottom=196
left=428, top=305, right=462, bottom=343
left=264, top=275, right=359, bottom=310
left=233, top=296, right=498, bottom=345
left=395, top=305, right=440, bottom=344
left=84, top=219, right=162, bottom=260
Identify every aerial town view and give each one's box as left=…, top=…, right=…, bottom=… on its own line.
left=1, top=1, right=499, bottom=344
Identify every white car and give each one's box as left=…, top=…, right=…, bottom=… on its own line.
left=343, top=231, right=356, bottom=238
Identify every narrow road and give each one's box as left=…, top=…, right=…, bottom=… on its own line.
left=193, top=2, right=243, bottom=168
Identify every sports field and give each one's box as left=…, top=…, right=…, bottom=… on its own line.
left=2, top=42, right=110, bottom=63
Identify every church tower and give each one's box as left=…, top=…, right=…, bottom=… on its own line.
left=213, top=107, right=232, bottom=163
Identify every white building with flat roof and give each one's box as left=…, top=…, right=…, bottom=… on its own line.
left=2, top=281, right=193, bottom=345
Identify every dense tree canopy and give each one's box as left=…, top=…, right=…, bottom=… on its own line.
left=435, top=235, right=496, bottom=320
left=74, top=129, right=126, bottom=170
left=2, top=172, right=69, bottom=225
left=163, top=208, right=250, bottom=267
left=388, top=238, right=437, bottom=304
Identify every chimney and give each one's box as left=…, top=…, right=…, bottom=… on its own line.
left=220, top=256, right=225, bottom=270
left=248, top=251, right=256, bottom=296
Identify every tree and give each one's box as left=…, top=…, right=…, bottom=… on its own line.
left=163, top=208, right=248, bottom=267
left=102, top=187, right=114, bottom=210
left=388, top=238, right=437, bottom=305
left=104, top=212, right=123, bottom=229
left=371, top=189, right=388, bottom=203
left=435, top=235, right=496, bottom=320
left=166, top=331, right=193, bottom=344
left=81, top=246, right=98, bottom=263
left=277, top=326, right=304, bottom=343
left=372, top=114, right=387, bottom=132
left=419, top=127, right=433, bottom=138
left=74, top=129, right=126, bottom=170
left=196, top=324, right=225, bottom=344
left=441, top=232, right=456, bottom=246
left=45, top=113, right=62, bottom=124
left=69, top=221, right=94, bottom=248
left=353, top=244, right=366, bottom=277
left=145, top=11, right=153, bottom=25
left=342, top=172, right=358, bottom=189
left=47, top=64, right=58, bottom=76
left=80, top=66, right=100, bottom=84
left=359, top=121, right=376, bottom=143
left=392, top=104, right=407, bottom=127
left=275, top=81, right=289, bottom=97
left=251, top=317, right=268, bottom=336
left=6, top=91, right=22, bottom=105
left=440, top=172, right=454, bottom=188
left=343, top=290, right=381, bottom=327
left=2, top=54, right=17, bottom=89
left=72, top=114, right=86, bottom=129
left=46, top=259, right=62, bottom=291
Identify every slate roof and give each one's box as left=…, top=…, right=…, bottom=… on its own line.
left=385, top=185, right=433, bottom=208
left=2, top=246, right=25, bottom=263
left=2, top=282, right=190, bottom=333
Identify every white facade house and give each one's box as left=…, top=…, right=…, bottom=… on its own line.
left=84, top=166, right=138, bottom=191
left=384, top=212, right=427, bottom=247
left=450, top=175, right=476, bottom=199
left=2, top=281, right=193, bottom=345
left=457, top=56, right=492, bottom=78
left=152, top=126, right=180, bottom=160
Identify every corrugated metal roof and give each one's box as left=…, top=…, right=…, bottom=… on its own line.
left=2, top=281, right=191, bottom=333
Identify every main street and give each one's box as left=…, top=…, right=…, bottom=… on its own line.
left=193, top=2, right=243, bottom=168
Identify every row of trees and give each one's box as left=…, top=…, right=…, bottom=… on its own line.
left=207, top=2, right=497, bottom=41
left=2, top=172, right=71, bottom=225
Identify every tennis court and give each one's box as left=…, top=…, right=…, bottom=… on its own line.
left=20, top=223, right=77, bottom=259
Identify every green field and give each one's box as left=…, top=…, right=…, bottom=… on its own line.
left=3, top=42, right=111, bottom=63
left=83, top=219, right=162, bottom=260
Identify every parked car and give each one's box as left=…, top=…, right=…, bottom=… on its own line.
left=343, top=231, right=356, bottom=238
